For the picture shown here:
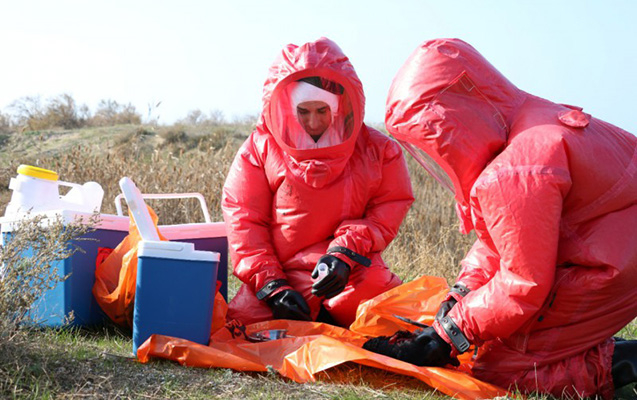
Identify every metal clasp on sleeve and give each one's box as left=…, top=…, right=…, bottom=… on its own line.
left=450, top=283, right=470, bottom=298
left=255, top=279, right=288, bottom=300
left=439, top=316, right=471, bottom=354
left=327, top=246, right=371, bottom=267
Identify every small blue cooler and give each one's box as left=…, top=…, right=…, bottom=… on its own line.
left=132, top=240, right=219, bottom=355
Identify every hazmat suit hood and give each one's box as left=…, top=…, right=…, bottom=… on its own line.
left=385, top=38, right=526, bottom=232
left=260, top=37, right=365, bottom=188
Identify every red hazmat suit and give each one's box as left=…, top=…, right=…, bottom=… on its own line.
left=386, top=38, right=637, bottom=398
left=222, top=37, right=414, bottom=327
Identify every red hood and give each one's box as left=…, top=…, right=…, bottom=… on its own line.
left=386, top=38, right=526, bottom=232
left=259, top=37, right=365, bottom=188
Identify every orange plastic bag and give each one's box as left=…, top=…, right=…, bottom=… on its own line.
left=349, top=274, right=449, bottom=336
left=92, top=208, right=167, bottom=327
left=210, top=287, right=228, bottom=336
left=137, top=276, right=509, bottom=399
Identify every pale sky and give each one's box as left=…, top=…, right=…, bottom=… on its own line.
left=1, top=0, right=636, bottom=133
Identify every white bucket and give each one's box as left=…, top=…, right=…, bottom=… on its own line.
left=4, top=165, right=104, bottom=217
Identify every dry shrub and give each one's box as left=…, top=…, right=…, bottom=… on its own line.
left=90, top=99, right=142, bottom=127
left=159, top=128, right=188, bottom=145
left=231, top=113, right=259, bottom=128
left=7, top=95, right=45, bottom=131
left=8, top=94, right=85, bottom=131
left=153, top=124, right=247, bottom=156
left=0, top=112, right=11, bottom=134
left=0, top=133, right=10, bottom=150
left=111, top=126, right=157, bottom=152
left=44, top=93, right=84, bottom=129
left=0, top=213, right=98, bottom=338
left=178, top=109, right=226, bottom=126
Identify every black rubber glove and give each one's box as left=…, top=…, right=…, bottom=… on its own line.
left=266, top=289, right=312, bottom=321
left=612, top=338, right=637, bottom=389
left=363, top=326, right=459, bottom=367
left=435, top=298, right=458, bottom=320
left=311, top=254, right=351, bottom=299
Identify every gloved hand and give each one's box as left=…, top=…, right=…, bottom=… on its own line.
left=363, top=326, right=459, bottom=367
left=266, top=289, right=312, bottom=321
left=435, top=298, right=458, bottom=320
left=311, top=254, right=351, bottom=299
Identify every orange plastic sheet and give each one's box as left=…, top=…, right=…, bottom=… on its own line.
left=92, top=208, right=167, bottom=327
left=137, top=276, right=508, bottom=399
left=349, top=274, right=449, bottom=336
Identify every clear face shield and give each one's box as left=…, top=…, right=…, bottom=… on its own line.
left=399, top=140, right=455, bottom=194
left=400, top=139, right=474, bottom=233
left=272, top=76, right=355, bottom=150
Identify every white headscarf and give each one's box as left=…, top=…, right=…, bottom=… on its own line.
left=288, top=81, right=339, bottom=113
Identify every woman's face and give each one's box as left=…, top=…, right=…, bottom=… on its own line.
left=296, top=101, right=331, bottom=139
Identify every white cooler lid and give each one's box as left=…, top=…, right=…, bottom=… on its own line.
left=138, top=240, right=220, bottom=262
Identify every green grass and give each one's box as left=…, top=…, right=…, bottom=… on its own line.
left=619, top=320, right=637, bottom=339
left=0, top=325, right=456, bottom=399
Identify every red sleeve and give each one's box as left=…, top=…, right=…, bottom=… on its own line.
left=221, top=134, right=288, bottom=294
left=446, top=166, right=572, bottom=344
left=328, top=138, right=414, bottom=263
left=455, top=239, right=501, bottom=293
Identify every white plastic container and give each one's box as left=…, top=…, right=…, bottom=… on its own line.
left=4, top=165, right=104, bottom=217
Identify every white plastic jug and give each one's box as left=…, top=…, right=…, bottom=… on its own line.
left=4, top=165, right=104, bottom=217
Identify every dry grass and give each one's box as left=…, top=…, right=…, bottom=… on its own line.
left=383, top=157, right=475, bottom=283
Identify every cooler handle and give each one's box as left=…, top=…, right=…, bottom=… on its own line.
left=114, top=192, right=212, bottom=223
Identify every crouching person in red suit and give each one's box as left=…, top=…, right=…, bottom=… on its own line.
left=222, top=37, right=414, bottom=328
left=365, top=38, right=637, bottom=398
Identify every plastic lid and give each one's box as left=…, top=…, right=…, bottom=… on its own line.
left=17, top=165, right=58, bottom=181
left=138, top=240, right=220, bottom=262
left=119, top=177, right=160, bottom=241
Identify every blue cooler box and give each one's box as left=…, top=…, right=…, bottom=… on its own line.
left=132, top=240, right=219, bottom=355
left=0, top=210, right=228, bottom=327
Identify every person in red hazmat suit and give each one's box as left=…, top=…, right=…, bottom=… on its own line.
left=221, top=37, right=414, bottom=328
left=363, top=38, right=637, bottom=398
